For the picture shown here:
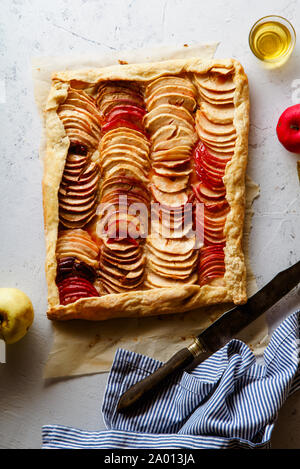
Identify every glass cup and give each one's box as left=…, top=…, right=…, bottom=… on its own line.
left=249, top=15, right=296, bottom=66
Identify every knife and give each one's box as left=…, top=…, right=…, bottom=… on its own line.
left=0, top=339, right=5, bottom=364
left=117, top=259, right=300, bottom=412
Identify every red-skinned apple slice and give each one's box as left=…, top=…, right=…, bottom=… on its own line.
left=101, top=118, right=147, bottom=135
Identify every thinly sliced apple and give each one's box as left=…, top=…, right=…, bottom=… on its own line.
left=148, top=233, right=196, bottom=255
left=153, top=164, right=192, bottom=178
left=146, top=83, right=196, bottom=103
left=196, top=111, right=235, bottom=136
left=103, top=164, right=148, bottom=183
left=151, top=185, right=189, bottom=207
left=200, top=101, right=234, bottom=125
left=194, top=73, right=235, bottom=92
left=196, top=126, right=236, bottom=146
left=147, top=91, right=197, bottom=113
left=144, top=112, right=194, bottom=135
left=196, top=182, right=226, bottom=200
left=145, top=76, right=195, bottom=96
left=146, top=271, right=198, bottom=288
left=146, top=104, right=194, bottom=126
left=152, top=174, right=189, bottom=192
left=146, top=242, right=196, bottom=262
left=194, top=81, right=235, bottom=103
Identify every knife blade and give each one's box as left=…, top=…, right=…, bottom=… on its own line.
left=117, top=260, right=300, bottom=412
left=0, top=339, right=6, bottom=364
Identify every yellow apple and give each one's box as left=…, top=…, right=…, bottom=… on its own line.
left=0, top=288, right=34, bottom=344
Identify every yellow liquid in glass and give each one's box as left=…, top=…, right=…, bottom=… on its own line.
left=250, top=21, right=291, bottom=60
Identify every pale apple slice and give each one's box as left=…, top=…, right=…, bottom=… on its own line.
left=146, top=82, right=195, bottom=98
left=151, top=151, right=191, bottom=163
left=100, top=142, right=150, bottom=159
left=145, top=104, right=194, bottom=127
left=98, top=89, right=144, bottom=105
left=59, top=108, right=101, bottom=138
left=61, top=173, right=99, bottom=195
left=150, top=185, right=189, bottom=208
left=102, top=237, right=139, bottom=251
left=210, top=65, right=234, bottom=75
left=152, top=164, right=192, bottom=178
left=99, top=260, right=144, bottom=281
left=56, top=230, right=99, bottom=266
left=101, top=149, right=150, bottom=168
left=196, top=85, right=235, bottom=104
left=199, top=95, right=234, bottom=107
left=99, top=189, right=150, bottom=209
left=152, top=174, right=189, bottom=192
left=146, top=91, right=196, bottom=113
left=97, top=81, right=143, bottom=96
left=61, top=126, right=99, bottom=149
left=148, top=261, right=196, bottom=280
left=152, top=137, right=196, bottom=153
left=61, top=90, right=102, bottom=126
left=195, top=73, right=235, bottom=92
left=56, top=246, right=98, bottom=267
left=146, top=271, right=198, bottom=288
left=202, top=136, right=237, bottom=148
left=204, top=143, right=235, bottom=157
left=144, top=112, right=195, bottom=135
left=146, top=80, right=196, bottom=100
left=99, top=278, right=122, bottom=294
left=100, top=146, right=150, bottom=166
left=98, top=264, right=145, bottom=287
left=151, top=144, right=192, bottom=160
left=196, top=111, right=235, bottom=136
left=60, top=199, right=98, bottom=221
left=103, top=164, right=148, bottom=183
left=102, top=253, right=145, bottom=272
left=150, top=124, right=196, bottom=145
left=151, top=205, right=188, bottom=229
left=98, top=272, right=144, bottom=290
left=101, top=135, right=150, bottom=155
left=200, top=101, right=234, bottom=125
left=147, top=248, right=198, bottom=268
left=60, top=196, right=98, bottom=214
left=153, top=157, right=190, bottom=168
left=145, top=76, right=195, bottom=96
left=151, top=218, right=193, bottom=239
left=146, top=243, right=196, bottom=263
left=196, top=124, right=236, bottom=144
left=157, top=213, right=188, bottom=232
left=100, top=127, right=149, bottom=147
left=101, top=250, right=141, bottom=267
left=59, top=193, right=96, bottom=209
left=63, top=99, right=101, bottom=124
left=99, top=182, right=149, bottom=203
left=101, top=157, right=149, bottom=177
left=96, top=87, right=143, bottom=107
left=148, top=234, right=196, bottom=255
left=66, top=153, right=87, bottom=162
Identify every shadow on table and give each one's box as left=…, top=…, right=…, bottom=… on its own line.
left=271, top=390, right=300, bottom=449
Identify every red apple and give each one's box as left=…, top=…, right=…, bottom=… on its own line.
left=276, top=104, right=300, bottom=153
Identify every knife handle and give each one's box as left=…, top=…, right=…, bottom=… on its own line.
left=117, top=338, right=205, bottom=412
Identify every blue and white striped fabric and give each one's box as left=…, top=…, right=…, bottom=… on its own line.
left=42, top=310, right=300, bottom=449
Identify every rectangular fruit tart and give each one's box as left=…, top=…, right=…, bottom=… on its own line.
left=43, top=58, right=249, bottom=321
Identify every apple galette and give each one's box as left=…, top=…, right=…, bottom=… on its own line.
left=43, top=58, right=249, bottom=321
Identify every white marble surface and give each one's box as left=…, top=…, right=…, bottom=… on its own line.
left=0, top=0, right=300, bottom=449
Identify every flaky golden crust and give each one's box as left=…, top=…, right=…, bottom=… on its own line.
left=43, top=58, right=249, bottom=321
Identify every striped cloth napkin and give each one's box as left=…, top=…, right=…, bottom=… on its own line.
left=42, top=310, right=300, bottom=449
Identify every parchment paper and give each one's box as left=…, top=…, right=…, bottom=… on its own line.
left=32, top=43, right=269, bottom=378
